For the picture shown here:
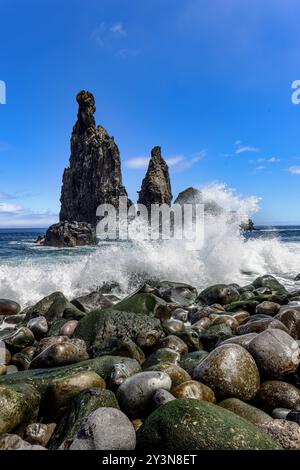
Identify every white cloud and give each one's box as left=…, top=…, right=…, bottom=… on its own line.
left=110, top=23, right=127, bottom=37
left=236, top=145, right=260, bottom=154
left=126, top=149, right=206, bottom=171
left=255, top=166, right=266, bottom=171
left=126, top=157, right=149, bottom=169
left=267, top=157, right=280, bottom=163
left=288, top=166, right=300, bottom=174
left=165, top=155, right=185, bottom=166
left=0, top=202, right=23, bottom=213
left=117, top=48, right=140, bottom=59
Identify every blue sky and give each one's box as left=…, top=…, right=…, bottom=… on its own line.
left=1, top=0, right=300, bottom=226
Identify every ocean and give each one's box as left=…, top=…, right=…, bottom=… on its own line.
left=0, top=225, right=300, bottom=308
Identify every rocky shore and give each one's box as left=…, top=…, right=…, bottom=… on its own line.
left=1, top=274, right=300, bottom=450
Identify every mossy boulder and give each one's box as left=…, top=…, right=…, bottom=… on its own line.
left=0, top=383, right=40, bottom=434
left=218, top=398, right=272, bottom=426
left=197, top=284, right=240, bottom=306
left=74, top=308, right=164, bottom=356
left=49, top=388, right=119, bottom=449
left=136, top=398, right=281, bottom=450
left=0, top=356, right=141, bottom=393
left=114, top=292, right=171, bottom=321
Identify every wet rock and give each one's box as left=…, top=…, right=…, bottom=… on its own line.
left=252, top=275, right=289, bottom=304
left=199, top=323, right=232, bottom=351
left=218, top=398, right=272, bottom=425
left=96, top=337, right=145, bottom=364
left=259, top=419, right=300, bottom=450
left=191, top=317, right=211, bottom=333
left=71, top=292, right=115, bottom=312
left=41, top=370, right=105, bottom=423
left=0, top=434, right=47, bottom=450
left=256, top=381, right=300, bottom=412
left=4, top=327, right=35, bottom=350
left=74, top=308, right=164, bottom=357
left=151, top=389, right=175, bottom=409
left=197, top=284, right=240, bottom=306
left=225, top=300, right=259, bottom=314
left=193, top=344, right=260, bottom=400
left=142, top=348, right=180, bottom=369
left=179, top=351, right=209, bottom=376
left=137, top=146, right=172, bottom=209
left=27, top=316, right=48, bottom=339
left=275, top=308, right=300, bottom=339
left=155, top=335, right=188, bottom=355
left=210, top=314, right=239, bottom=333
left=287, top=406, right=300, bottom=424
left=248, top=329, right=300, bottom=377
left=60, top=90, right=131, bottom=226
left=29, top=340, right=89, bottom=369
left=236, top=318, right=289, bottom=336
left=109, top=362, right=142, bottom=389
left=0, top=299, right=21, bottom=316
left=255, top=301, right=281, bottom=316
left=60, top=320, right=78, bottom=337
left=49, top=388, right=119, bottom=449
left=11, top=346, right=36, bottom=370
left=146, top=363, right=191, bottom=387
left=153, top=281, right=198, bottom=307
left=4, top=314, right=25, bottom=325
left=116, top=371, right=172, bottom=419
left=0, top=364, right=6, bottom=375
left=24, top=423, right=56, bottom=446
left=45, top=221, right=96, bottom=247
left=135, top=329, right=161, bottom=351
left=162, top=318, right=185, bottom=334
left=0, top=383, right=40, bottom=434
left=220, top=333, right=258, bottom=350
left=70, top=408, right=136, bottom=450
left=136, top=398, right=281, bottom=450
left=115, top=292, right=171, bottom=321
left=171, top=308, right=189, bottom=322
left=171, top=380, right=216, bottom=403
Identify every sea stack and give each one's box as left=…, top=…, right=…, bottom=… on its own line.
left=137, top=146, right=172, bottom=209
left=43, top=91, right=131, bottom=247
left=59, top=90, right=130, bottom=226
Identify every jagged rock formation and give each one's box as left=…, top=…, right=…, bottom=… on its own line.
left=137, top=146, right=172, bottom=208
left=44, top=221, right=96, bottom=247
left=59, top=90, right=130, bottom=226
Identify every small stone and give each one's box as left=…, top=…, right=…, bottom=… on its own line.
left=60, top=320, right=78, bottom=337
left=152, top=389, right=175, bottom=409
left=0, top=434, right=47, bottom=450
left=27, top=316, right=48, bottom=339
left=218, top=398, right=272, bottom=425
left=155, top=335, right=188, bottom=355
left=142, top=348, right=180, bottom=369
left=255, top=301, right=281, bottom=316
left=171, top=380, right=216, bottom=403
left=193, top=344, right=260, bottom=401
left=248, top=329, right=300, bottom=377
left=256, top=381, right=300, bottom=412
left=0, top=299, right=21, bottom=316
left=25, top=423, right=56, bottom=446
left=259, top=419, right=300, bottom=450
left=70, top=408, right=136, bottom=450
left=116, top=371, right=172, bottom=419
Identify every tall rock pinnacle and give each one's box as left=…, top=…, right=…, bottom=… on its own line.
left=137, top=146, right=172, bottom=208
left=59, top=90, right=130, bottom=226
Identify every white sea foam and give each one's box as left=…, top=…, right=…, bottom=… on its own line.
left=1, top=183, right=300, bottom=307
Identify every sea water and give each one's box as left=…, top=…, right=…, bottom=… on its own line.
left=0, top=185, right=300, bottom=307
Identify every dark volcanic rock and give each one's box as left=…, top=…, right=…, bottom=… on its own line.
left=59, top=90, right=130, bottom=226
left=44, top=221, right=96, bottom=247
left=137, top=146, right=172, bottom=209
